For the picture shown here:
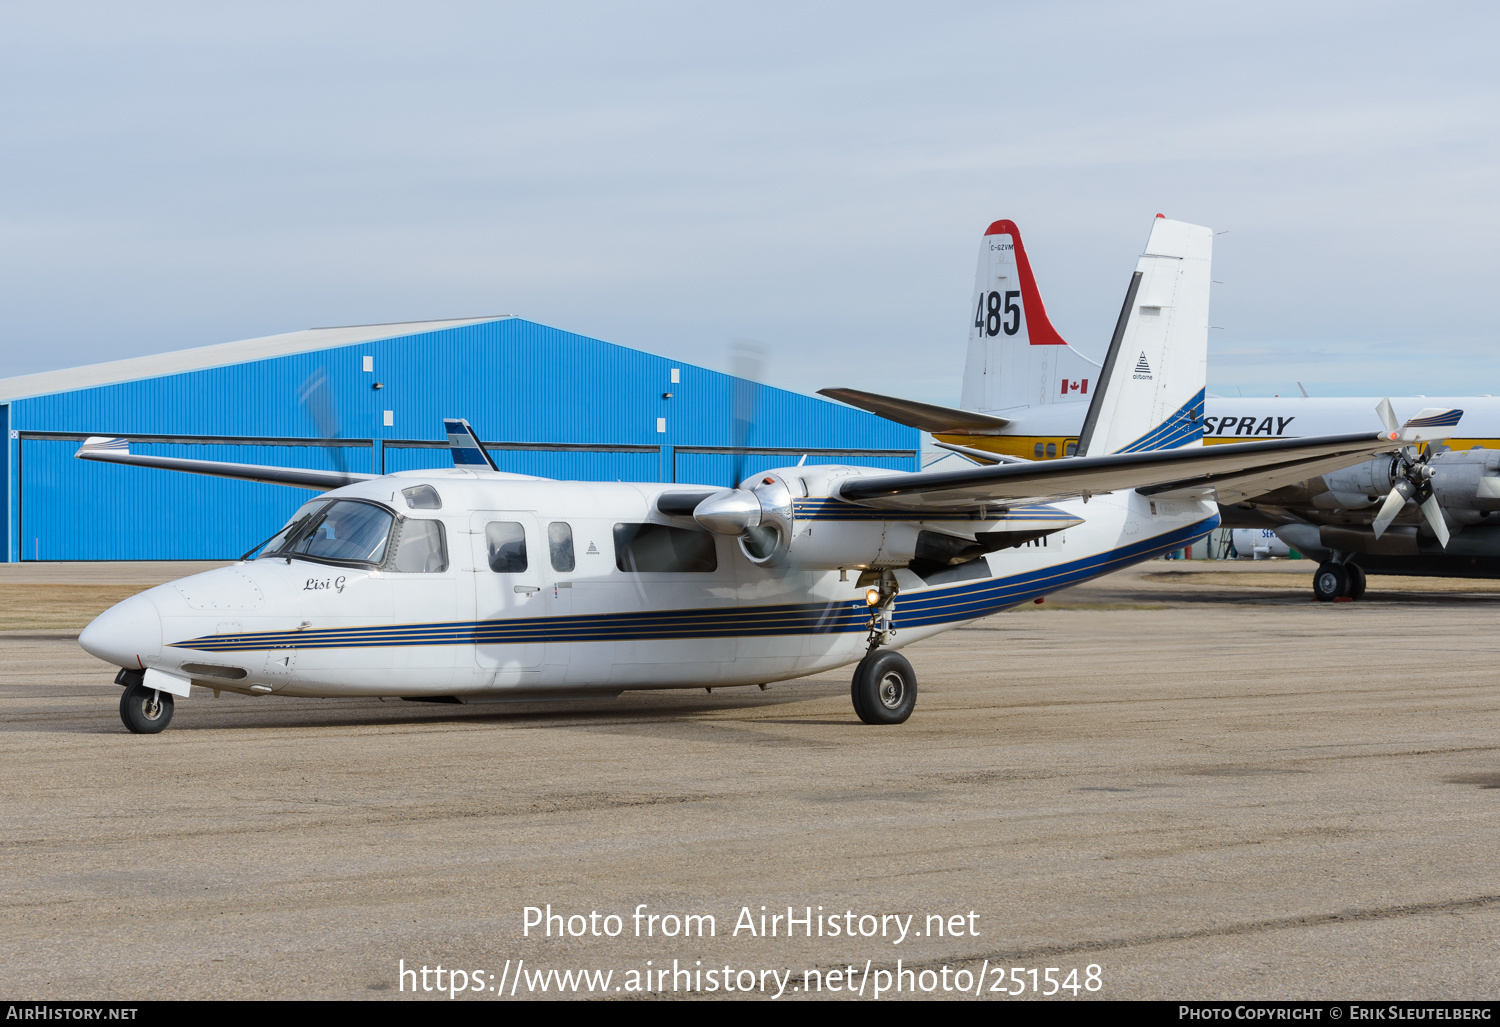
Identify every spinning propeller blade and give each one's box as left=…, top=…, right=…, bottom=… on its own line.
left=298, top=369, right=349, bottom=476
left=729, top=339, right=767, bottom=487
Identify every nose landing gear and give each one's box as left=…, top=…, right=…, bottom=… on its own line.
left=119, top=679, right=175, bottom=734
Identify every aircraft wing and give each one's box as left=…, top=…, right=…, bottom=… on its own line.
left=74, top=437, right=375, bottom=491
left=835, top=431, right=1406, bottom=510
left=817, top=388, right=1011, bottom=435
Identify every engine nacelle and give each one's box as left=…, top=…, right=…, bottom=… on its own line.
left=687, top=465, right=1079, bottom=572
left=1429, top=447, right=1500, bottom=513
left=1312, top=456, right=1399, bottom=509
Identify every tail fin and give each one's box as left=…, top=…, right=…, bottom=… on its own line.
left=959, top=219, right=1101, bottom=414
left=444, top=418, right=499, bottom=470
left=1077, top=216, right=1212, bottom=457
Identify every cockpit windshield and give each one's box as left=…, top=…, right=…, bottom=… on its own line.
left=254, top=501, right=326, bottom=558
left=258, top=500, right=395, bottom=567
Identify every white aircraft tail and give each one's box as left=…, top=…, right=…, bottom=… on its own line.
left=1077, top=216, right=1212, bottom=457
left=959, top=220, right=1101, bottom=415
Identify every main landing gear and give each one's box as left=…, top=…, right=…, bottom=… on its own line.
left=1313, top=560, right=1366, bottom=602
left=117, top=669, right=174, bottom=734
left=851, top=571, right=916, bottom=724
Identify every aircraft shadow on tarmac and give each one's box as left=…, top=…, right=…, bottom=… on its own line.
left=47, top=679, right=855, bottom=735
left=1055, top=580, right=1500, bottom=607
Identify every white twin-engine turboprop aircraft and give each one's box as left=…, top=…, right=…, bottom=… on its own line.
left=77, top=217, right=1442, bottom=734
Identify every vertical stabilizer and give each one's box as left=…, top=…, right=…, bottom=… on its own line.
left=1077, top=217, right=1212, bottom=457
left=959, top=220, right=1101, bottom=415
left=444, top=418, right=499, bottom=470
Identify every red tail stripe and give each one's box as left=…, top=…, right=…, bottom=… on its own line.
left=982, top=219, right=1068, bottom=346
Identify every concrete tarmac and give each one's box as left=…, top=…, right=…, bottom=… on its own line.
left=2, top=561, right=1497, bottom=1001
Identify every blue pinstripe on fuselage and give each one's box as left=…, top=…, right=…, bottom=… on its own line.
left=171, top=515, right=1217, bottom=654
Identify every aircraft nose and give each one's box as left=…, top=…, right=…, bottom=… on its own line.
left=79, top=592, right=163, bottom=669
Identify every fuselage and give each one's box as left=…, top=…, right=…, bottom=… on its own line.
left=936, top=396, right=1497, bottom=461
left=79, top=466, right=1216, bottom=701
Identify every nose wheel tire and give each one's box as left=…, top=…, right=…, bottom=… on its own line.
left=851, top=650, right=917, bottom=725
left=120, top=681, right=174, bottom=734
left=1313, top=562, right=1350, bottom=602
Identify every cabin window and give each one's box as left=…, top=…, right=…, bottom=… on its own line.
left=548, top=522, right=575, bottom=572
left=1064, top=441, right=1077, bottom=456
left=401, top=484, right=442, bottom=510
left=390, top=518, right=449, bottom=572
left=1033, top=442, right=1044, bottom=458
left=286, top=501, right=394, bottom=565
left=484, top=521, right=528, bottom=573
left=1046, top=442, right=1057, bottom=458
left=613, top=523, right=717, bottom=573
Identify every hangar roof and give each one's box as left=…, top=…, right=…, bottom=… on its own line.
left=0, top=315, right=508, bottom=403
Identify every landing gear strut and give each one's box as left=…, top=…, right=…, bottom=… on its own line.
left=1313, top=559, right=1366, bottom=602
left=120, top=679, right=174, bottom=733
left=850, top=571, right=915, bottom=724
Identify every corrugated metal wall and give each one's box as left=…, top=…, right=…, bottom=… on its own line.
left=1, top=405, right=9, bottom=563
left=20, top=438, right=362, bottom=561
left=381, top=442, right=662, bottom=482
left=6, top=319, right=919, bottom=560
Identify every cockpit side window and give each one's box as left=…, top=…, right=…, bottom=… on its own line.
left=390, top=518, right=449, bottom=572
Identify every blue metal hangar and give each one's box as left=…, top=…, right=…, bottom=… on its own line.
left=0, top=316, right=917, bottom=561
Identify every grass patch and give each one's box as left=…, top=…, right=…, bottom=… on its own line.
left=0, top=584, right=153, bottom=632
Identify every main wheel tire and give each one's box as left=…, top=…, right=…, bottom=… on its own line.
left=851, top=650, right=917, bottom=725
left=120, top=681, right=174, bottom=734
left=1346, top=563, right=1367, bottom=600
left=1313, top=562, right=1349, bottom=602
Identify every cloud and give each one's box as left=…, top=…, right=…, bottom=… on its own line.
left=0, top=0, right=1497, bottom=408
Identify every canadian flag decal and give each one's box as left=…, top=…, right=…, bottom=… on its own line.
left=1060, top=379, right=1089, bottom=395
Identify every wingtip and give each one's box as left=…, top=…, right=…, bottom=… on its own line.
left=75, top=436, right=129, bottom=457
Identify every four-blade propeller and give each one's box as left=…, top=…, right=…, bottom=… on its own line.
left=1371, top=398, right=1450, bottom=547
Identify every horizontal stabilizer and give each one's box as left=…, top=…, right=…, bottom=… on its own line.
left=817, top=388, right=1011, bottom=434
left=835, top=430, right=1416, bottom=511
left=931, top=441, right=1030, bottom=466
left=1400, top=407, right=1463, bottom=443
left=74, top=437, right=375, bottom=491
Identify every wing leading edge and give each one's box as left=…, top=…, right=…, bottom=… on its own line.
left=74, top=437, right=376, bottom=491
left=835, top=431, right=1413, bottom=510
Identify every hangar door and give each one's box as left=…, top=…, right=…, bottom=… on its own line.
left=17, top=433, right=373, bottom=561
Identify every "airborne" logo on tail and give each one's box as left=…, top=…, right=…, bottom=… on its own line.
left=1132, top=353, right=1152, bottom=381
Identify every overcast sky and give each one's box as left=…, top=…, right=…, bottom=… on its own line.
left=2, top=1, right=1496, bottom=404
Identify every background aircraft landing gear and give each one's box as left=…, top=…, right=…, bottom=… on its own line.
left=1313, top=562, right=1347, bottom=602
left=851, top=650, right=917, bottom=725
left=1313, top=561, right=1365, bottom=602
left=1346, top=563, right=1367, bottom=600
left=120, top=681, right=174, bottom=734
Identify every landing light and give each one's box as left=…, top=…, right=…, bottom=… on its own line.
left=865, top=588, right=882, bottom=606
